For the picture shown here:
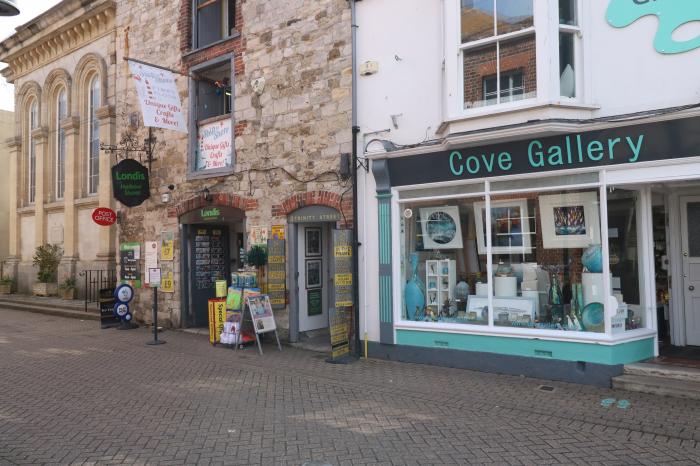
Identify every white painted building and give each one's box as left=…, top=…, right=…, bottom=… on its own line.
left=355, top=0, right=700, bottom=385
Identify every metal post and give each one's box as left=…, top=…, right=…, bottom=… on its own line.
left=147, top=287, right=165, bottom=345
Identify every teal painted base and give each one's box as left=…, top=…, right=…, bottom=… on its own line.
left=396, top=329, right=654, bottom=366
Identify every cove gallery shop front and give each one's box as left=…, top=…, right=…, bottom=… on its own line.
left=369, top=114, right=700, bottom=386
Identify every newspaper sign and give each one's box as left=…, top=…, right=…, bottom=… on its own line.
left=267, top=239, right=286, bottom=310
left=246, top=295, right=277, bottom=334
left=196, top=118, right=232, bottom=170
left=330, top=230, right=353, bottom=360
left=129, top=61, right=187, bottom=133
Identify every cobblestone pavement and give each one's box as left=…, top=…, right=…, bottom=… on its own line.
left=2, top=309, right=700, bottom=465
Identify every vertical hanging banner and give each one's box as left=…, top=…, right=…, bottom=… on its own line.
left=267, top=238, right=286, bottom=310
left=330, top=230, right=353, bottom=360
left=128, top=60, right=187, bottom=133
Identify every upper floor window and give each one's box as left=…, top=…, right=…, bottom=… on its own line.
left=56, top=88, right=67, bottom=200
left=558, top=0, right=580, bottom=99
left=192, top=0, right=236, bottom=50
left=461, top=0, right=536, bottom=109
left=88, top=76, right=100, bottom=195
left=28, top=100, right=37, bottom=204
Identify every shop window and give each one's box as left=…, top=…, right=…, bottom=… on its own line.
left=88, top=76, right=100, bottom=196
left=190, top=58, right=234, bottom=175
left=28, top=100, right=37, bottom=204
left=607, top=188, right=646, bottom=332
left=559, top=0, right=580, bottom=98
left=55, top=88, right=67, bottom=200
left=193, top=0, right=236, bottom=50
left=461, top=0, right=536, bottom=108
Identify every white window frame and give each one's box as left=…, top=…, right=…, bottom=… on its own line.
left=191, top=0, right=237, bottom=51
left=87, top=76, right=100, bottom=196
left=56, top=88, right=67, bottom=200
left=28, top=100, right=37, bottom=205
left=558, top=0, right=583, bottom=100
left=444, top=0, right=589, bottom=121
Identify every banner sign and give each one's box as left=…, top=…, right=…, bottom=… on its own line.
left=267, top=239, right=286, bottom=309
left=128, top=60, right=187, bottom=133
left=384, top=116, right=700, bottom=187
left=112, top=159, right=150, bottom=207
left=119, top=242, right=141, bottom=287
left=330, top=230, right=353, bottom=360
left=197, top=118, right=232, bottom=170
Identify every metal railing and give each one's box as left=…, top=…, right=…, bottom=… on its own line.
left=79, top=269, right=117, bottom=312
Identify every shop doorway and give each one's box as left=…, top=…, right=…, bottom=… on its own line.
left=297, top=223, right=332, bottom=332
left=679, top=196, right=700, bottom=346
left=180, top=206, right=246, bottom=328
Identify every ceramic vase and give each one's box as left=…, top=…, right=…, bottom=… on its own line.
left=404, top=253, right=425, bottom=320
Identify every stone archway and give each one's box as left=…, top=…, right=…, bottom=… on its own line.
left=272, top=190, right=352, bottom=228
left=168, top=193, right=259, bottom=219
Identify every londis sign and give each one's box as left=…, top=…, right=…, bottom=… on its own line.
left=384, top=117, right=700, bottom=187
left=112, top=158, right=150, bottom=207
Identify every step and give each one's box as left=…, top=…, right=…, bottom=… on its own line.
left=0, top=295, right=87, bottom=312
left=613, top=374, right=700, bottom=400
left=624, top=362, right=700, bottom=383
left=0, top=298, right=99, bottom=321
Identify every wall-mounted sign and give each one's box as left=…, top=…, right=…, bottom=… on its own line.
left=92, top=207, right=117, bottom=226
left=197, top=118, right=232, bottom=170
left=148, top=268, right=161, bottom=288
left=249, top=226, right=268, bottom=246
left=288, top=206, right=342, bottom=224
left=271, top=225, right=285, bottom=240
left=112, top=159, right=150, bottom=207
left=330, top=229, right=353, bottom=361
left=144, top=241, right=158, bottom=285
left=179, top=205, right=244, bottom=224
left=267, top=239, right=286, bottom=310
left=119, top=243, right=141, bottom=287
left=607, top=1, right=700, bottom=54
left=161, top=271, right=175, bottom=293
left=128, top=60, right=187, bottom=133
left=161, top=231, right=174, bottom=261
left=383, top=116, right=700, bottom=187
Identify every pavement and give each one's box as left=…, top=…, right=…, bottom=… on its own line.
left=1, top=309, right=700, bottom=465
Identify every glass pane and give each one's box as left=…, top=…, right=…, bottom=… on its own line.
left=197, top=0, right=225, bottom=48
left=687, top=203, right=700, bottom=257
left=559, top=32, right=576, bottom=98
left=401, top=197, right=489, bottom=325
left=399, top=183, right=486, bottom=200
left=499, top=35, right=537, bottom=102
left=490, top=189, right=603, bottom=332
left=608, top=189, right=645, bottom=331
left=497, top=0, right=533, bottom=35
left=559, top=0, right=577, bottom=26
left=491, top=172, right=599, bottom=192
left=461, top=0, right=495, bottom=43
left=464, top=44, right=497, bottom=109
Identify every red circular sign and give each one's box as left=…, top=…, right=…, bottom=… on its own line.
left=92, top=207, right=117, bottom=226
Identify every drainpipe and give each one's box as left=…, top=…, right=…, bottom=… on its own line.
left=350, top=0, right=361, bottom=358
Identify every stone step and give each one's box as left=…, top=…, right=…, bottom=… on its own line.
left=624, top=362, right=700, bottom=383
left=0, top=297, right=99, bottom=321
left=613, top=374, right=700, bottom=400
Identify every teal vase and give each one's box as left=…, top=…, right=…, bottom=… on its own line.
left=404, top=253, right=425, bottom=320
left=548, top=273, right=562, bottom=305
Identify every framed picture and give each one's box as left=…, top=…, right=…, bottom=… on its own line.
left=305, top=259, right=322, bottom=289
left=305, top=227, right=322, bottom=257
left=419, top=206, right=463, bottom=249
left=474, top=199, right=532, bottom=254
left=539, top=192, right=601, bottom=249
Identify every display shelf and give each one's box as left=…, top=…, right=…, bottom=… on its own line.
left=425, top=259, right=456, bottom=313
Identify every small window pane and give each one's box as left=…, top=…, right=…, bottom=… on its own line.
left=559, top=0, right=577, bottom=26
left=461, top=0, right=495, bottom=43
left=89, top=78, right=100, bottom=195
left=496, top=0, right=533, bottom=35
left=687, top=203, right=700, bottom=257
left=559, top=32, right=576, bottom=98
left=57, top=89, right=67, bottom=199
left=464, top=44, right=497, bottom=108
left=499, top=35, right=536, bottom=102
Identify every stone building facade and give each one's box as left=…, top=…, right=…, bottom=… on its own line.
left=0, top=109, right=14, bottom=266
left=0, top=0, right=117, bottom=295
left=115, top=0, right=352, bottom=338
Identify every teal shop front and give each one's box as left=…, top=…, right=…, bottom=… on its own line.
left=368, top=116, right=700, bottom=386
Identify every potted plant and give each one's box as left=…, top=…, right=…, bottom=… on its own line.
left=32, top=244, right=63, bottom=296
left=246, top=245, right=268, bottom=289
left=0, top=276, right=14, bottom=295
left=58, top=277, right=77, bottom=300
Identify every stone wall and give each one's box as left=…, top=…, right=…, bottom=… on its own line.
left=115, top=0, right=352, bottom=330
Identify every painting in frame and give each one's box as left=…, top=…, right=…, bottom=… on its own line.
left=539, top=192, right=601, bottom=249
left=474, top=199, right=532, bottom=254
left=419, top=206, right=463, bottom=250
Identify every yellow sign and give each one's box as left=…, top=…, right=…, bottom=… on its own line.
left=161, top=240, right=174, bottom=261
left=208, top=299, right=227, bottom=344
left=268, top=271, right=286, bottom=280
left=335, top=300, right=353, bottom=307
left=269, top=298, right=285, bottom=305
left=335, top=273, right=353, bottom=286
left=271, top=225, right=285, bottom=240
left=268, top=283, right=286, bottom=292
left=334, top=246, right=352, bottom=257
left=161, top=272, right=175, bottom=293
left=215, top=280, right=228, bottom=298
left=268, top=255, right=285, bottom=264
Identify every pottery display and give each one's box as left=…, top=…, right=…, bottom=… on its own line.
left=404, top=253, right=425, bottom=320
left=582, top=302, right=605, bottom=332
left=496, top=261, right=513, bottom=276
left=455, top=280, right=470, bottom=302
left=582, top=245, right=603, bottom=273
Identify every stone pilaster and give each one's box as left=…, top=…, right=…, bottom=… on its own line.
left=5, top=136, right=22, bottom=279
left=95, top=105, right=115, bottom=263
left=58, top=117, right=81, bottom=281
left=31, top=127, right=48, bottom=248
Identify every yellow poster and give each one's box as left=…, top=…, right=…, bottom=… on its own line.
left=161, top=240, right=174, bottom=261
left=208, top=299, right=227, bottom=344
left=271, top=225, right=285, bottom=240
left=161, top=272, right=175, bottom=293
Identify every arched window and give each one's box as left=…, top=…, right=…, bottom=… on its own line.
left=28, top=100, right=38, bottom=204
left=88, top=76, right=100, bottom=195
left=56, top=88, right=67, bottom=199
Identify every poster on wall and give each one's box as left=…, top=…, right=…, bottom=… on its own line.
left=128, top=60, right=187, bottom=133
left=267, top=239, right=286, bottom=310
left=249, top=226, right=269, bottom=247
left=196, top=118, right=232, bottom=170
left=161, top=271, right=175, bottom=293
left=271, top=225, right=285, bottom=240
left=330, top=229, right=353, bottom=361
left=419, top=206, right=463, bottom=249
left=161, top=231, right=174, bottom=261
left=144, top=241, right=158, bottom=285
left=119, top=242, right=141, bottom=287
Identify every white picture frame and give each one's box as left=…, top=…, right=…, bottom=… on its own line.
left=419, top=206, right=463, bottom=249
left=474, top=199, right=532, bottom=254
left=539, top=192, right=601, bottom=249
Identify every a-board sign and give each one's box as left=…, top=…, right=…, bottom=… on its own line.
left=92, top=207, right=117, bottom=226
left=246, top=295, right=277, bottom=334
left=99, top=288, right=120, bottom=328
left=112, top=158, right=150, bottom=207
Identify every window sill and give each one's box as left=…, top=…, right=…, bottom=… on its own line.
left=394, top=320, right=656, bottom=345
left=198, top=113, right=232, bottom=127
left=447, top=99, right=600, bottom=124
left=186, top=166, right=236, bottom=181
left=17, top=206, right=35, bottom=215
left=183, top=32, right=241, bottom=59
left=75, top=196, right=99, bottom=207
left=45, top=201, right=65, bottom=212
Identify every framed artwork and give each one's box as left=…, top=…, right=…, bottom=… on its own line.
left=539, top=192, right=601, bottom=249
left=305, top=259, right=322, bottom=289
left=305, top=227, right=322, bottom=257
left=419, top=206, right=463, bottom=249
left=474, top=199, right=532, bottom=254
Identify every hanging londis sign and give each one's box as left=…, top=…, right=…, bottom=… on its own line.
left=112, top=158, right=150, bottom=207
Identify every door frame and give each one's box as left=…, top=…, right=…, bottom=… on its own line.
left=676, top=193, right=700, bottom=346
